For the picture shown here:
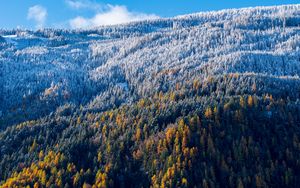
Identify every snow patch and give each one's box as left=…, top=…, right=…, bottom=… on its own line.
left=3, top=35, right=18, bottom=38
left=16, top=46, right=48, bottom=55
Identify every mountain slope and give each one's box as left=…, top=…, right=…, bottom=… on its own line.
left=1, top=4, right=300, bottom=188
left=1, top=4, right=300, bottom=127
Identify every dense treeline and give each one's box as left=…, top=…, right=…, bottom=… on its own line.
left=1, top=76, right=300, bottom=187
left=1, top=4, right=300, bottom=188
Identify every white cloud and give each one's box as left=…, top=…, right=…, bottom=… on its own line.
left=69, top=4, right=159, bottom=29
left=69, top=17, right=90, bottom=28
left=27, top=5, right=47, bottom=29
left=65, top=0, right=101, bottom=10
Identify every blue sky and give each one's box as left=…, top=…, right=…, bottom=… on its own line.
left=0, top=0, right=299, bottom=29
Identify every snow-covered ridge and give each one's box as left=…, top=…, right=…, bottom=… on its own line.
left=1, top=4, right=300, bottom=126
left=1, top=4, right=300, bottom=37
left=175, top=4, right=300, bottom=18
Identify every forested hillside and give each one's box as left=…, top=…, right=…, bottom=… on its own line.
left=1, top=4, right=300, bottom=188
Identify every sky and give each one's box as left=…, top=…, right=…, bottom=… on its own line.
left=0, top=0, right=299, bottom=29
